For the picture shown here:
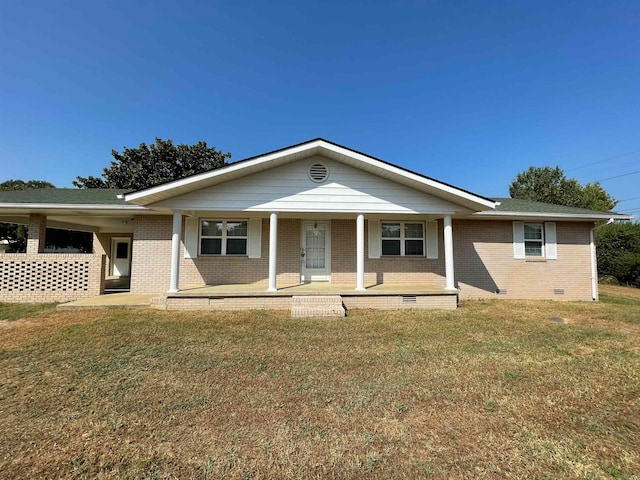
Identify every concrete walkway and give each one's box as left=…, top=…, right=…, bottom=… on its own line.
left=57, top=293, right=159, bottom=310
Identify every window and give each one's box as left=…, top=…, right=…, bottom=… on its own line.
left=381, top=222, right=424, bottom=256
left=200, top=220, right=248, bottom=255
left=524, top=223, right=543, bottom=257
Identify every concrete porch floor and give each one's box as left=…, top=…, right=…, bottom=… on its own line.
left=171, top=282, right=453, bottom=297
left=56, top=282, right=455, bottom=310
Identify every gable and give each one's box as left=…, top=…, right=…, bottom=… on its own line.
left=151, top=156, right=468, bottom=215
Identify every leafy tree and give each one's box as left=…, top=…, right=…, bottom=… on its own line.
left=509, top=166, right=617, bottom=211
left=74, top=138, right=231, bottom=189
left=0, top=179, right=55, bottom=252
left=596, top=223, right=640, bottom=287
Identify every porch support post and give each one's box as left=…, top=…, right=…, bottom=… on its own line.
left=443, top=215, right=456, bottom=291
left=26, top=213, right=47, bottom=254
left=356, top=213, right=365, bottom=291
left=168, top=211, right=182, bottom=293
left=268, top=212, right=278, bottom=292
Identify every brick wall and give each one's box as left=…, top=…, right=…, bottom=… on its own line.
left=130, top=216, right=595, bottom=301
left=0, top=254, right=105, bottom=303
left=454, top=220, right=593, bottom=301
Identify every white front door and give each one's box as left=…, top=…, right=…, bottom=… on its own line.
left=301, top=221, right=331, bottom=282
left=110, top=237, right=131, bottom=277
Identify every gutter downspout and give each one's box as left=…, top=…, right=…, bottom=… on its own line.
left=590, top=218, right=615, bottom=301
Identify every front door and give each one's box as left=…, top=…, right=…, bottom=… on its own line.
left=110, top=237, right=131, bottom=277
left=301, top=221, right=331, bottom=282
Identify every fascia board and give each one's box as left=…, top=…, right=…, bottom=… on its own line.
left=124, top=140, right=325, bottom=204
left=318, top=142, right=496, bottom=210
left=0, top=203, right=147, bottom=211
left=471, top=211, right=634, bottom=221
left=125, top=139, right=496, bottom=211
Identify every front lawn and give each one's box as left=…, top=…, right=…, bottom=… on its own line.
left=0, top=292, right=638, bottom=479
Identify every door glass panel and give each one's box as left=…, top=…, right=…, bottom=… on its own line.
left=116, top=242, right=129, bottom=259
left=305, top=225, right=326, bottom=269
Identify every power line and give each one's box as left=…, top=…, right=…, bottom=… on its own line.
left=595, top=169, right=640, bottom=182
left=566, top=148, right=640, bottom=172
left=616, top=196, right=640, bottom=203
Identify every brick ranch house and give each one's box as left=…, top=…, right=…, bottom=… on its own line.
left=0, top=139, right=631, bottom=310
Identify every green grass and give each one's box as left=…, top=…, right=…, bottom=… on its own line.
left=0, top=302, right=56, bottom=321
left=1, top=290, right=639, bottom=479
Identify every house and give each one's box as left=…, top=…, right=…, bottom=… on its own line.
left=0, top=139, right=632, bottom=310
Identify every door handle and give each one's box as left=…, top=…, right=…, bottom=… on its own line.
left=300, top=248, right=305, bottom=258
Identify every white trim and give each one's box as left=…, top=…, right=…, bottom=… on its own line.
left=473, top=210, right=632, bottom=221
left=544, top=222, right=557, bottom=260
left=426, top=220, right=438, bottom=259
left=0, top=203, right=146, bottom=211
left=184, top=217, right=198, bottom=259
left=199, top=219, right=249, bottom=256
left=513, top=222, right=525, bottom=259
left=123, top=139, right=496, bottom=210
left=169, top=212, right=182, bottom=293
left=268, top=213, right=278, bottom=291
left=443, top=215, right=455, bottom=291
left=380, top=221, right=426, bottom=257
left=356, top=214, right=365, bottom=291
left=368, top=219, right=381, bottom=259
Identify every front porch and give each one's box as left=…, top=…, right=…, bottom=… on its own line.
left=164, top=282, right=458, bottom=311
left=57, top=282, right=458, bottom=312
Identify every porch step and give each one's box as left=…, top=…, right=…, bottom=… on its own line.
left=291, top=295, right=346, bottom=318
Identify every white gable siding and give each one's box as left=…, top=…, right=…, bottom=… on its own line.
left=153, top=157, right=462, bottom=214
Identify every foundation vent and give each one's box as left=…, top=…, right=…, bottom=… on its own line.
left=402, top=295, right=417, bottom=304
left=554, top=289, right=565, bottom=295
left=497, top=289, right=507, bottom=295
left=308, top=163, right=329, bottom=183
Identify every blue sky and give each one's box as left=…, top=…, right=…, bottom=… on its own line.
left=1, top=0, right=639, bottom=214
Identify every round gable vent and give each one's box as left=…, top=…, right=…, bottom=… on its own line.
left=308, top=163, right=329, bottom=183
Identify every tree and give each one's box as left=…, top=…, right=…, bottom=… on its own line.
left=74, top=138, right=231, bottom=190
left=596, top=223, right=640, bottom=287
left=509, top=166, right=617, bottom=211
left=0, top=179, right=55, bottom=252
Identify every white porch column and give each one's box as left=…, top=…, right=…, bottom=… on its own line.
left=168, top=211, right=182, bottom=293
left=268, top=212, right=278, bottom=292
left=356, top=213, right=365, bottom=291
left=443, top=215, right=456, bottom=291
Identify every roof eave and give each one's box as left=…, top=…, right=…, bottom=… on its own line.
left=471, top=211, right=633, bottom=221
left=124, top=139, right=496, bottom=211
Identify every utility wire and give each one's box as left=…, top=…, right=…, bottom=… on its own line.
left=566, top=148, right=640, bottom=172
left=595, top=169, right=640, bottom=182
left=616, top=196, right=640, bottom=203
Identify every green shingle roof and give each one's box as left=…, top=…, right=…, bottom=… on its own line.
left=492, top=197, right=625, bottom=216
left=0, top=188, right=128, bottom=205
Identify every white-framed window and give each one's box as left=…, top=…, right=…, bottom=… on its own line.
left=200, top=219, right=248, bottom=256
left=381, top=222, right=425, bottom=256
left=513, top=221, right=557, bottom=260
left=524, top=223, right=544, bottom=257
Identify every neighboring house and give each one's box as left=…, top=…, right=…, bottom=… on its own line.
left=0, top=139, right=632, bottom=309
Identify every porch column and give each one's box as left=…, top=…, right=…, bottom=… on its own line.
left=168, top=211, right=182, bottom=293
left=443, top=215, right=456, bottom=291
left=26, top=213, right=47, bottom=253
left=268, top=212, right=278, bottom=292
left=356, top=213, right=365, bottom=290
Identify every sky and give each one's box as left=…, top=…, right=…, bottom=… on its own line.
left=1, top=0, right=639, bottom=215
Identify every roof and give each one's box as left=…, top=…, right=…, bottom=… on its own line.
left=124, top=138, right=497, bottom=212
left=471, top=197, right=633, bottom=221
left=0, top=188, right=129, bottom=205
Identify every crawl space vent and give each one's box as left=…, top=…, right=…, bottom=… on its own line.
left=402, top=295, right=417, bottom=304
left=308, top=163, right=329, bottom=183
left=554, top=289, right=565, bottom=295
